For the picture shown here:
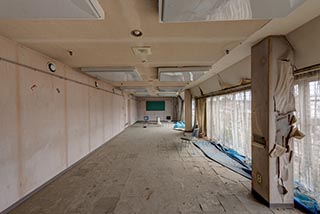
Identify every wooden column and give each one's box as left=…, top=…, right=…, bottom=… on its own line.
left=184, top=89, right=193, bottom=132
left=251, top=36, right=295, bottom=207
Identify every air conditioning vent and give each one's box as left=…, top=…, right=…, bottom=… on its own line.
left=0, top=0, right=104, bottom=19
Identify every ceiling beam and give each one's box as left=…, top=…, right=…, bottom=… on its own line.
left=185, top=0, right=320, bottom=90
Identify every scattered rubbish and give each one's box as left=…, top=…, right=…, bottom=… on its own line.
left=193, top=140, right=319, bottom=213
left=289, top=127, right=305, bottom=140
left=269, top=144, right=287, bottom=158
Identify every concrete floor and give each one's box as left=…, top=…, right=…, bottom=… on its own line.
left=9, top=123, right=303, bottom=214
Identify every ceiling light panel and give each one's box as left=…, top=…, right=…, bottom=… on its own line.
left=160, top=0, right=305, bottom=23
left=158, top=87, right=183, bottom=92
left=135, top=92, right=150, bottom=97
left=82, top=67, right=142, bottom=82
left=120, top=87, right=148, bottom=93
left=0, top=0, right=104, bottom=20
left=158, top=67, right=210, bottom=82
left=157, top=92, right=178, bottom=97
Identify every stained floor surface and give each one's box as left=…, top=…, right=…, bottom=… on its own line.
left=9, top=123, right=303, bottom=214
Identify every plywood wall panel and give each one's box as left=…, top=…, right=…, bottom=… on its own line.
left=66, top=81, right=90, bottom=166
left=112, top=94, right=120, bottom=136
left=19, top=68, right=67, bottom=195
left=0, top=62, right=20, bottom=211
left=89, top=88, right=105, bottom=151
left=103, top=92, right=113, bottom=142
left=0, top=35, right=138, bottom=212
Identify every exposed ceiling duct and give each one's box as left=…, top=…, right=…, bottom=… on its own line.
left=81, top=67, right=142, bottom=82
left=159, top=0, right=305, bottom=23
left=0, top=0, right=104, bottom=20
left=158, top=66, right=210, bottom=82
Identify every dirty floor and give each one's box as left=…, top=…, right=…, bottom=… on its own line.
left=9, top=123, right=303, bottom=214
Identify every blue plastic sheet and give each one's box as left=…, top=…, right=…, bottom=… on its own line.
left=173, top=121, right=185, bottom=129
left=193, top=141, right=252, bottom=179
left=193, top=140, right=319, bottom=213
left=294, top=182, right=320, bottom=214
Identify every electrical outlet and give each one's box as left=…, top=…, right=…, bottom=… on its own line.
left=257, top=173, right=262, bottom=184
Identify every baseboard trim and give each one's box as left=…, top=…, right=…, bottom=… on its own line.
left=1, top=128, right=128, bottom=214
left=252, top=189, right=294, bottom=209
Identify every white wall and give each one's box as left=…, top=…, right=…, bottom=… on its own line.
left=0, top=35, right=138, bottom=212
left=191, top=56, right=251, bottom=97
left=190, top=14, right=320, bottom=97
left=128, top=97, right=138, bottom=125
left=137, top=97, right=174, bottom=121
left=287, top=15, right=320, bottom=69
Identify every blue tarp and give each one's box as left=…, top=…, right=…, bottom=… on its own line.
left=193, top=140, right=319, bottom=214
left=193, top=141, right=252, bottom=179
left=173, top=121, right=185, bottom=129
left=294, top=182, right=320, bottom=214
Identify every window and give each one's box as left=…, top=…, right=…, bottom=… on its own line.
left=206, top=90, right=251, bottom=158
left=294, top=76, right=320, bottom=203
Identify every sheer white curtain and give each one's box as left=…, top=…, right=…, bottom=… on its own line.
left=206, top=90, right=251, bottom=158
left=294, top=74, right=320, bottom=203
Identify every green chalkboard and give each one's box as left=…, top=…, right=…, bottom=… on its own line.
left=146, top=101, right=165, bottom=111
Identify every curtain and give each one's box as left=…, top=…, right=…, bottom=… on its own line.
left=206, top=90, right=251, bottom=158
left=294, top=73, right=320, bottom=203
left=196, top=98, right=207, bottom=136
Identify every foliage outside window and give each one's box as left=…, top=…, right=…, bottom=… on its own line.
left=294, top=77, right=320, bottom=203
left=206, top=90, right=251, bottom=158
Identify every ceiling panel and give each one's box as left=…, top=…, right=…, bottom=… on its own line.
left=0, top=0, right=269, bottom=96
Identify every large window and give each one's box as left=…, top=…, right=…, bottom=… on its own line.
left=206, top=90, right=251, bottom=158
left=294, top=76, right=320, bottom=203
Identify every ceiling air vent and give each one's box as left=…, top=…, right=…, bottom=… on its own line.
left=0, top=0, right=104, bottom=19
left=81, top=67, right=142, bottom=82
left=159, top=0, right=305, bottom=22
left=158, top=66, right=211, bottom=82
left=132, top=47, right=152, bottom=56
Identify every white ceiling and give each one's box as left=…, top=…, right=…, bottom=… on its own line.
left=0, top=0, right=270, bottom=96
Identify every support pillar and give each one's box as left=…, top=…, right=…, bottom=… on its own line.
left=184, top=89, right=193, bottom=132
left=251, top=36, right=295, bottom=207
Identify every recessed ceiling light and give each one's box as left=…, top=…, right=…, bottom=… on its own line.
left=131, top=29, right=143, bottom=37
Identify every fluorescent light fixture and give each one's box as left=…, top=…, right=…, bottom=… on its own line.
left=120, top=87, right=148, bottom=93
left=0, top=0, right=104, bottom=20
left=158, top=87, right=183, bottom=92
left=157, top=92, right=178, bottom=97
left=159, top=0, right=305, bottom=22
left=158, top=66, right=210, bottom=82
left=81, top=67, right=142, bottom=82
left=135, top=92, right=150, bottom=97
